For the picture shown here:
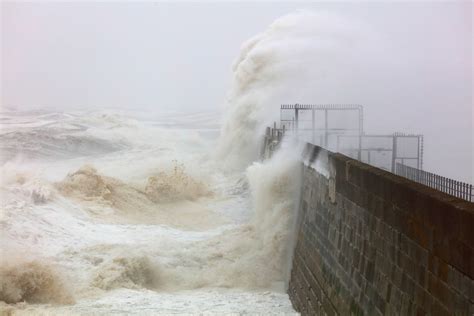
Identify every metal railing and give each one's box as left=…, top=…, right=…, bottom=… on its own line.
left=395, top=163, right=473, bottom=202
left=279, top=104, right=423, bottom=173
left=260, top=123, right=285, bottom=159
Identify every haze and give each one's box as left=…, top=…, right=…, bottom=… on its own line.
left=1, top=1, right=472, bottom=182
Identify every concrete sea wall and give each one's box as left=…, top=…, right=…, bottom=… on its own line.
left=285, top=143, right=473, bottom=315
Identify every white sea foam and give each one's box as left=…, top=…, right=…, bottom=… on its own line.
left=0, top=10, right=361, bottom=314
left=0, top=107, right=301, bottom=314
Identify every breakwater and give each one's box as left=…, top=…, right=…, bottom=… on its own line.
left=262, top=130, right=473, bottom=315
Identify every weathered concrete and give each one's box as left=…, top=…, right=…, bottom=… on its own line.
left=286, top=143, right=474, bottom=315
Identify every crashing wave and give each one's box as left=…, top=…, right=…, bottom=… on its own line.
left=55, top=164, right=224, bottom=229
left=145, top=161, right=212, bottom=203
left=92, top=256, right=160, bottom=291
left=0, top=259, right=74, bottom=305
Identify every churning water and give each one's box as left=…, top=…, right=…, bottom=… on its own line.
left=0, top=108, right=302, bottom=315
left=0, top=10, right=359, bottom=314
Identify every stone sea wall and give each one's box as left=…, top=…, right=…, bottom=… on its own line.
left=286, top=143, right=473, bottom=315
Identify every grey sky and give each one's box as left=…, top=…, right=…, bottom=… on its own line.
left=1, top=1, right=472, bottom=182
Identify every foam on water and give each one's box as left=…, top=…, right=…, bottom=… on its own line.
left=0, top=257, right=74, bottom=305
left=0, top=11, right=360, bottom=314
left=0, top=107, right=301, bottom=314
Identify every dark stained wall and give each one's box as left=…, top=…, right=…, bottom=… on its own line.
left=287, top=143, right=473, bottom=315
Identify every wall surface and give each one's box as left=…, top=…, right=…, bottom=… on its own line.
left=287, top=143, right=474, bottom=315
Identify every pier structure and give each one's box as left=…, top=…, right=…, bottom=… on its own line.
left=260, top=104, right=474, bottom=316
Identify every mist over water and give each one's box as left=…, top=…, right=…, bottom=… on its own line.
left=3, top=2, right=472, bottom=182
left=1, top=5, right=471, bottom=314
left=0, top=13, right=317, bottom=314
left=0, top=106, right=303, bottom=313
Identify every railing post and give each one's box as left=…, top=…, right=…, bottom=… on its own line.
left=295, top=108, right=299, bottom=131
left=324, top=108, right=329, bottom=148
left=391, top=135, right=397, bottom=173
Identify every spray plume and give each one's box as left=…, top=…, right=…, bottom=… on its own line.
left=217, top=11, right=377, bottom=170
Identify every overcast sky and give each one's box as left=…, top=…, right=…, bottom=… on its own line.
left=1, top=1, right=472, bottom=182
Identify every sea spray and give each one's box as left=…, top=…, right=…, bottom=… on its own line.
left=145, top=161, right=213, bottom=203
left=0, top=10, right=373, bottom=314
left=92, top=256, right=160, bottom=291
left=76, top=144, right=303, bottom=293
left=246, top=145, right=304, bottom=289
left=0, top=104, right=301, bottom=313
left=0, top=256, right=74, bottom=305
left=217, top=11, right=373, bottom=170
left=154, top=149, right=302, bottom=291
left=54, top=164, right=224, bottom=229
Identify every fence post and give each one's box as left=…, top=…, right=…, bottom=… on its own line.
left=391, top=136, right=397, bottom=173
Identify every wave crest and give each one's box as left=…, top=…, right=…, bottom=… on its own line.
left=92, top=256, right=160, bottom=291
left=0, top=260, right=74, bottom=305
left=56, top=165, right=112, bottom=202
left=145, top=161, right=212, bottom=203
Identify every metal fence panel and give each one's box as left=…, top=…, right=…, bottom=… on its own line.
left=395, top=163, right=473, bottom=202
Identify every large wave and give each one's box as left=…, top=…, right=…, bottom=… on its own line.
left=216, top=11, right=373, bottom=170
left=0, top=10, right=358, bottom=314
left=54, top=164, right=223, bottom=229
